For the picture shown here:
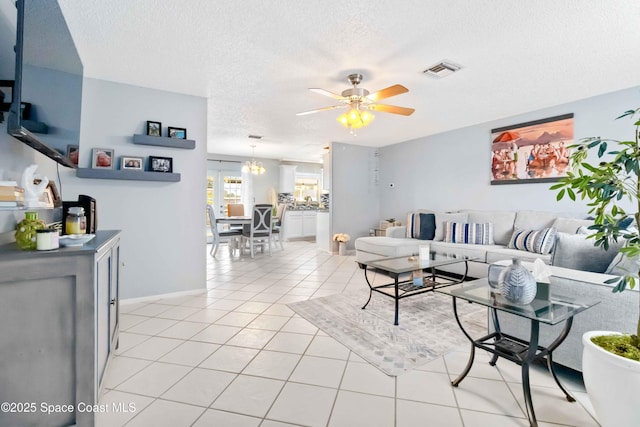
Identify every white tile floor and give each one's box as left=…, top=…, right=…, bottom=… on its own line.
left=98, top=241, right=600, bottom=426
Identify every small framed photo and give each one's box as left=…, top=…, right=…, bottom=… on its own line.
left=91, top=148, right=114, bottom=169
left=121, top=156, right=144, bottom=170
left=39, top=186, right=55, bottom=208
left=168, top=127, right=187, bottom=139
left=66, top=144, right=79, bottom=166
left=149, top=156, right=173, bottom=173
left=47, top=181, right=61, bottom=207
left=147, top=120, right=162, bottom=136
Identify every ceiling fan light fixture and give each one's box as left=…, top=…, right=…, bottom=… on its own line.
left=337, top=105, right=375, bottom=131
left=298, top=74, right=410, bottom=133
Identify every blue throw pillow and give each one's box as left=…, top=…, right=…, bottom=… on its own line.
left=418, top=213, right=436, bottom=240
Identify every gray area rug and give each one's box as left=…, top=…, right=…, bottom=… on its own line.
left=288, top=289, right=488, bottom=376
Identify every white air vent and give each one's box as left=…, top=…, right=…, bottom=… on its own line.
left=423, top=61, right=461, bottom=78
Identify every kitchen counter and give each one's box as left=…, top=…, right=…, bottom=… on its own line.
left=287, top=206, right=320, bottom=211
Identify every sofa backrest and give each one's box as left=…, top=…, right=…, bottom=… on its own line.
left=514, top=210, right=561, bottom=230
left=460, top=209, right=516, bottom=246
left=408, top=209, right=588, bottom=246
left=551, top=217, right=594, bottom=234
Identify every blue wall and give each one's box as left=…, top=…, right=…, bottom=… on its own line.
left=378, top=86, right=640, bottom=220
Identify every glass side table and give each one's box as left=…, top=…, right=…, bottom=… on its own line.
left=437, top=278, right=600, bottom=427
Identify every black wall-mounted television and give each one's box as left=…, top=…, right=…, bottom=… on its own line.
left=5, top=0, right=83, bottom=168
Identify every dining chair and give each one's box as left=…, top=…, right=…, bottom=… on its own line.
left=241, top=204, right=272, bottom=258
left=274, top=203, right=286, bottom=227
left=271, top=204, right=287, bottom=250
left=227, top=203, right=245, bottom=217
left=207, top=204, right=242, bottom=257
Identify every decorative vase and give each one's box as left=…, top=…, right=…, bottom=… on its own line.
left=498, top=258, right=536, bottom=304
left=582, top=331, right=640, bottom=427
left=338, top=242, right=346, bottom=256
left=15, top=211, right=46, bottom=250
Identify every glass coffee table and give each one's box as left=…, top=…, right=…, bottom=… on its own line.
left=437, top=278, right=599, bottom=427
left=357, top=251, right=476, bottom=325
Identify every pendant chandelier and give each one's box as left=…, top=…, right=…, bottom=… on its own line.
left=242, top=145, right=266, bottom=175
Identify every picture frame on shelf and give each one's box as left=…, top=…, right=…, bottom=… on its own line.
left=121, top=156, right=144, bottom=170
left=168, top=126, right=187, bottom=139
left=39, top=186, right=55, bottom=208
left=66, top=144, right=79, bottom=166
left=91, top=148, right=115, bottom=169
left=146, top=120, right=162, bottom=137
left=149, top=156, right=173, bottom=173
left=32, top=180, right=60, bottom=208
left=46, top=181, right=61, bottom=207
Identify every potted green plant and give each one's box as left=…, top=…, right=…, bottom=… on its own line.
left=551, top=108, right=640, bottom=427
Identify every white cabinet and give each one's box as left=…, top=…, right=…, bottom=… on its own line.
left=279, top=165, right=297, bottom=193
left=285, top=211, right=303, bottom=239
left=303, top=211, right=317, bottom=236
left=284, top=210, right=317, bottom=240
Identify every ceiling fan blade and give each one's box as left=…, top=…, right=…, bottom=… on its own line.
left=366, top=84, right=408, bottom=102
left=309, top=88, right=346, bottom=100
left=296, top=105, right=347, bottom=116
left=368, top=104, right=415, bottom=116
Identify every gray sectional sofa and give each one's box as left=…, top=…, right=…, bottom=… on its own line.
left=355, top=209, right=640, bottom=371
left=356, top=209, right=596, bottom=277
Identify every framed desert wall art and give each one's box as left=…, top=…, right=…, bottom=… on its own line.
left=490, top=113, right=574, bottom=185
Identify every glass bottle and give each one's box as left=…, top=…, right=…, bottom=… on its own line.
left=15, top=211, right=46, bottom=250
left=66, top=206, right=87, bottom=235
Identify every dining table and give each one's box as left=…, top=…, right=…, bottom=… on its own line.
left=216, top=216, right=252, bottom=226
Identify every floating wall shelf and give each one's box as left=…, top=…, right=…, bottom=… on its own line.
left=132, top=134, right=195, bottom=150
left=76, top=168, right=181, bottom=182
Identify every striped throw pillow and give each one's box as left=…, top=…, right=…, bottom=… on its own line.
left=443, top=222, right=494, bottom=244
left=508, top=228, right=557, bottom=254
left=406, top=212, right=421, bottom=238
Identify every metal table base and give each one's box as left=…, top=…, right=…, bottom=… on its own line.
left=359, top=260, right=470, bottom=325
left=450, top=296, right=576, bottom=427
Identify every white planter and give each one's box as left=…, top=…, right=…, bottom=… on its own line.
left=338, top=242, right=346, bottom=256
left=582, top=331, right=640, bottom=427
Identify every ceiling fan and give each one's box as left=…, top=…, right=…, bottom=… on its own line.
left=296, top=74, right=415, bottom=131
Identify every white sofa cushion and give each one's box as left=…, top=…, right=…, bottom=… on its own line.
left=355, top=236, right=418, bottom=258
left=606, top=252, right=639, bottom=277
left=429, top=241, right=497, bottom=263
left=461, top=210, right=516, bottom=245
left=551, top=232, right=623, bottom=273
left=486, top=248, right=552, bottom=264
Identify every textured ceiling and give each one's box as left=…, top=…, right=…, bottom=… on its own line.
left=57, top=0, right=640, bottom=162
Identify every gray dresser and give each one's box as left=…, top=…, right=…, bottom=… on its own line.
left=0, top=230, right=121, bottom=427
